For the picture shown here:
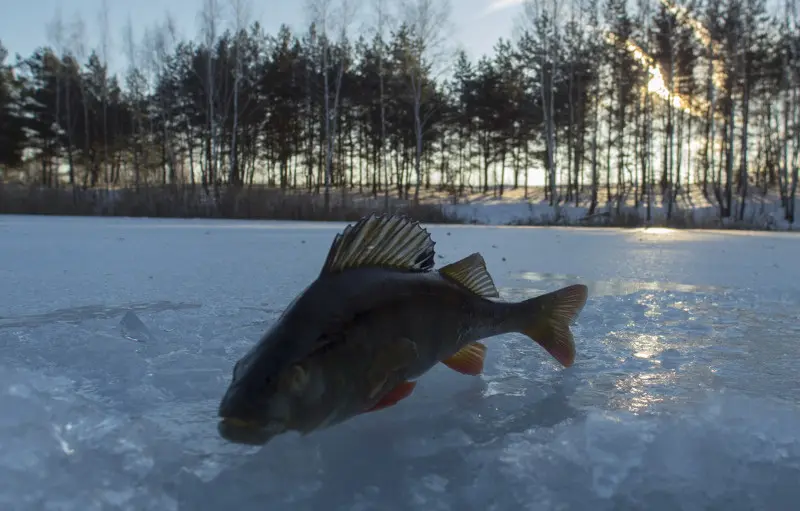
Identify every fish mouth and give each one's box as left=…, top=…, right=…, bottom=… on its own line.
left=217, top=417, right=286, bottom=446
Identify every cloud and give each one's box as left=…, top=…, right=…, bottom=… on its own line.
left=482, top=0, right=525, bottom=16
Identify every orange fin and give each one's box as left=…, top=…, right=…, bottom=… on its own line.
left=441, top=341, right=487, bottom=375
left=364, top=381, right=417, bottom=413
left=518, top=284, right=589, bottom=367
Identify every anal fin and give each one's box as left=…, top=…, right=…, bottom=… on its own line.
left=364, top=381, right=417, bottom=413
left=439, top=253, right=499, bottom=298
left=441, top=341, right=487, bottom=376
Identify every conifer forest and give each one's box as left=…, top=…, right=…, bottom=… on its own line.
left=0, top=0, right=798, bottom=227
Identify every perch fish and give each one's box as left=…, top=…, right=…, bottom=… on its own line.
left=218, top=213, right=589, bottom=444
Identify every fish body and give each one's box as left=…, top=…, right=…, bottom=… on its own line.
left=218, top=214, right=589, bottom=445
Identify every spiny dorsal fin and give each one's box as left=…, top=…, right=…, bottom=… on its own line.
left=438, top=253, right=499, bottom=298
left=321, top=214, right=436, bottom=274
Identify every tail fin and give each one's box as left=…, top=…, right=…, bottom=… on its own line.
left=516, top=284, right=589, bottom=367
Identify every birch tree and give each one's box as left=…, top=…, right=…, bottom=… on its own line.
left=306, top=0, right=358, bottom=211
left=523, top=0, right=561, bottom=206
left=783, top=0, right=799, bottom=225
left=122, top=18, right=142, bottom=189
left=45, top=9, right=66, bottom=186
left=147, top=15, right=179, bottom=185
left=637, top=0, right=654, bottom=222
left=370, top=0, right=394, bottom=208
left=400, top=0, right=452, bottom=204
left=199, top=0, right=223, bottom=192
left=98, top=0, right=111, bottom=190
left=68, top=15, right=92, bottom=186
left=228, top=0, right=252, bottom=185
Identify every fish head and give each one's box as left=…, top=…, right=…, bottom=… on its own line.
left=217, top=287, right=328, bottom=445
left=217, top=348, right=319, bottom=445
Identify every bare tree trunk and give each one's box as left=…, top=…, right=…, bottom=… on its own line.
left=69, top=16, right=94, bottom=187
left=738, top=77, right=750, bottom=221
left=525, top=0, right=560, bottom=207
left=228, top=0, right=251, bottom=186
left=307, top=0, right=354, bottom=212
left=589, top=85, right=599, bottom=215
left=412, top=71, right=423, bottom=204
left=201, top=0, right=221, bottom=193
left=725, top=91, right=735, bottom=218
left=323, top=35, right=333, bottom=210
left=47, top=10, right=66, bottom=188
left=401, top=0, right=452, bottom=205
left=123, top=18, right=141, bottom=190
left=704, top=37, right=717, bottom=205
left=665, top=15, right=675, bottom=220
left=99, top=0, right=110, bottom=193
left=377, top=3, right=390, bottom=209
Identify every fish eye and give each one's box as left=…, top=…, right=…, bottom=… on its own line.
left=279, top=365, right=309, bottom=395
left=290, top=366, right=309, bottom=394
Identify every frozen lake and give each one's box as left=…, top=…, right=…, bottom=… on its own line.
left=1, top=214, right=799, bottom=511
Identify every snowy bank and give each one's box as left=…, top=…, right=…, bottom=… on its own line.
left=439, top=192, right=797, bottom=231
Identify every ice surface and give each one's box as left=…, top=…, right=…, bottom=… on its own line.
left=1, top=214, right=799, bottom=510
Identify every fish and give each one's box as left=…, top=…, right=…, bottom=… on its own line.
left=217, top=213, right=589, bottom=445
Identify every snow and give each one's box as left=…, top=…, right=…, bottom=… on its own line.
left=436, top=188, right=798, bottom=230
left=1, top=214, right=799, bottom=510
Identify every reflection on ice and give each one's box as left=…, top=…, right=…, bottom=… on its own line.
left=610, top=372, right=673, bottom=413
left=51, top=424, right=75, bottom=455
left=630, top=333, right=661, bottom=359
left=518, top=271, right=727, bottom=297
left=637, top=227, right=676, bottom=235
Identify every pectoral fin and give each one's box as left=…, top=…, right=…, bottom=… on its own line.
left=441, top=341, right=487, bottom=376
left=366, top=337, right=418, bottom=399
left=364, top=381, right=417, bottom=413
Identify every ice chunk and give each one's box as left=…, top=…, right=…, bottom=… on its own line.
left=119, top=310, right=155, bottom=343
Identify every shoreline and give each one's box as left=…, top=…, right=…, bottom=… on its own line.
left=1, top=183, right=796, bottom=232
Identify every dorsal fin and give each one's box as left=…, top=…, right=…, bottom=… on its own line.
left=320, top=214, right=436, bottom=274
left=438, top=253, right=499, bottom=298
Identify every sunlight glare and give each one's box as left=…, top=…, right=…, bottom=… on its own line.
left=52, top=424, right=75, bottom=455
left=642, top=227, right=676, bottom=235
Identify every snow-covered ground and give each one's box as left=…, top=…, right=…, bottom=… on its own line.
left=1, top=214, right=799, bottom=510
left=435, top=188, right=798, bottom=230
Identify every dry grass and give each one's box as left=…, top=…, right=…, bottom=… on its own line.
left=0, top=182, right=791, bottom=231
left=0, top=183, right=464, bottom=224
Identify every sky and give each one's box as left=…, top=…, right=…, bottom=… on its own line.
left=0, top=0, right=524, bottom=75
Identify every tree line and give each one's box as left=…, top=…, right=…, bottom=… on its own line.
left=0, top=0, right=798, bottom=225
